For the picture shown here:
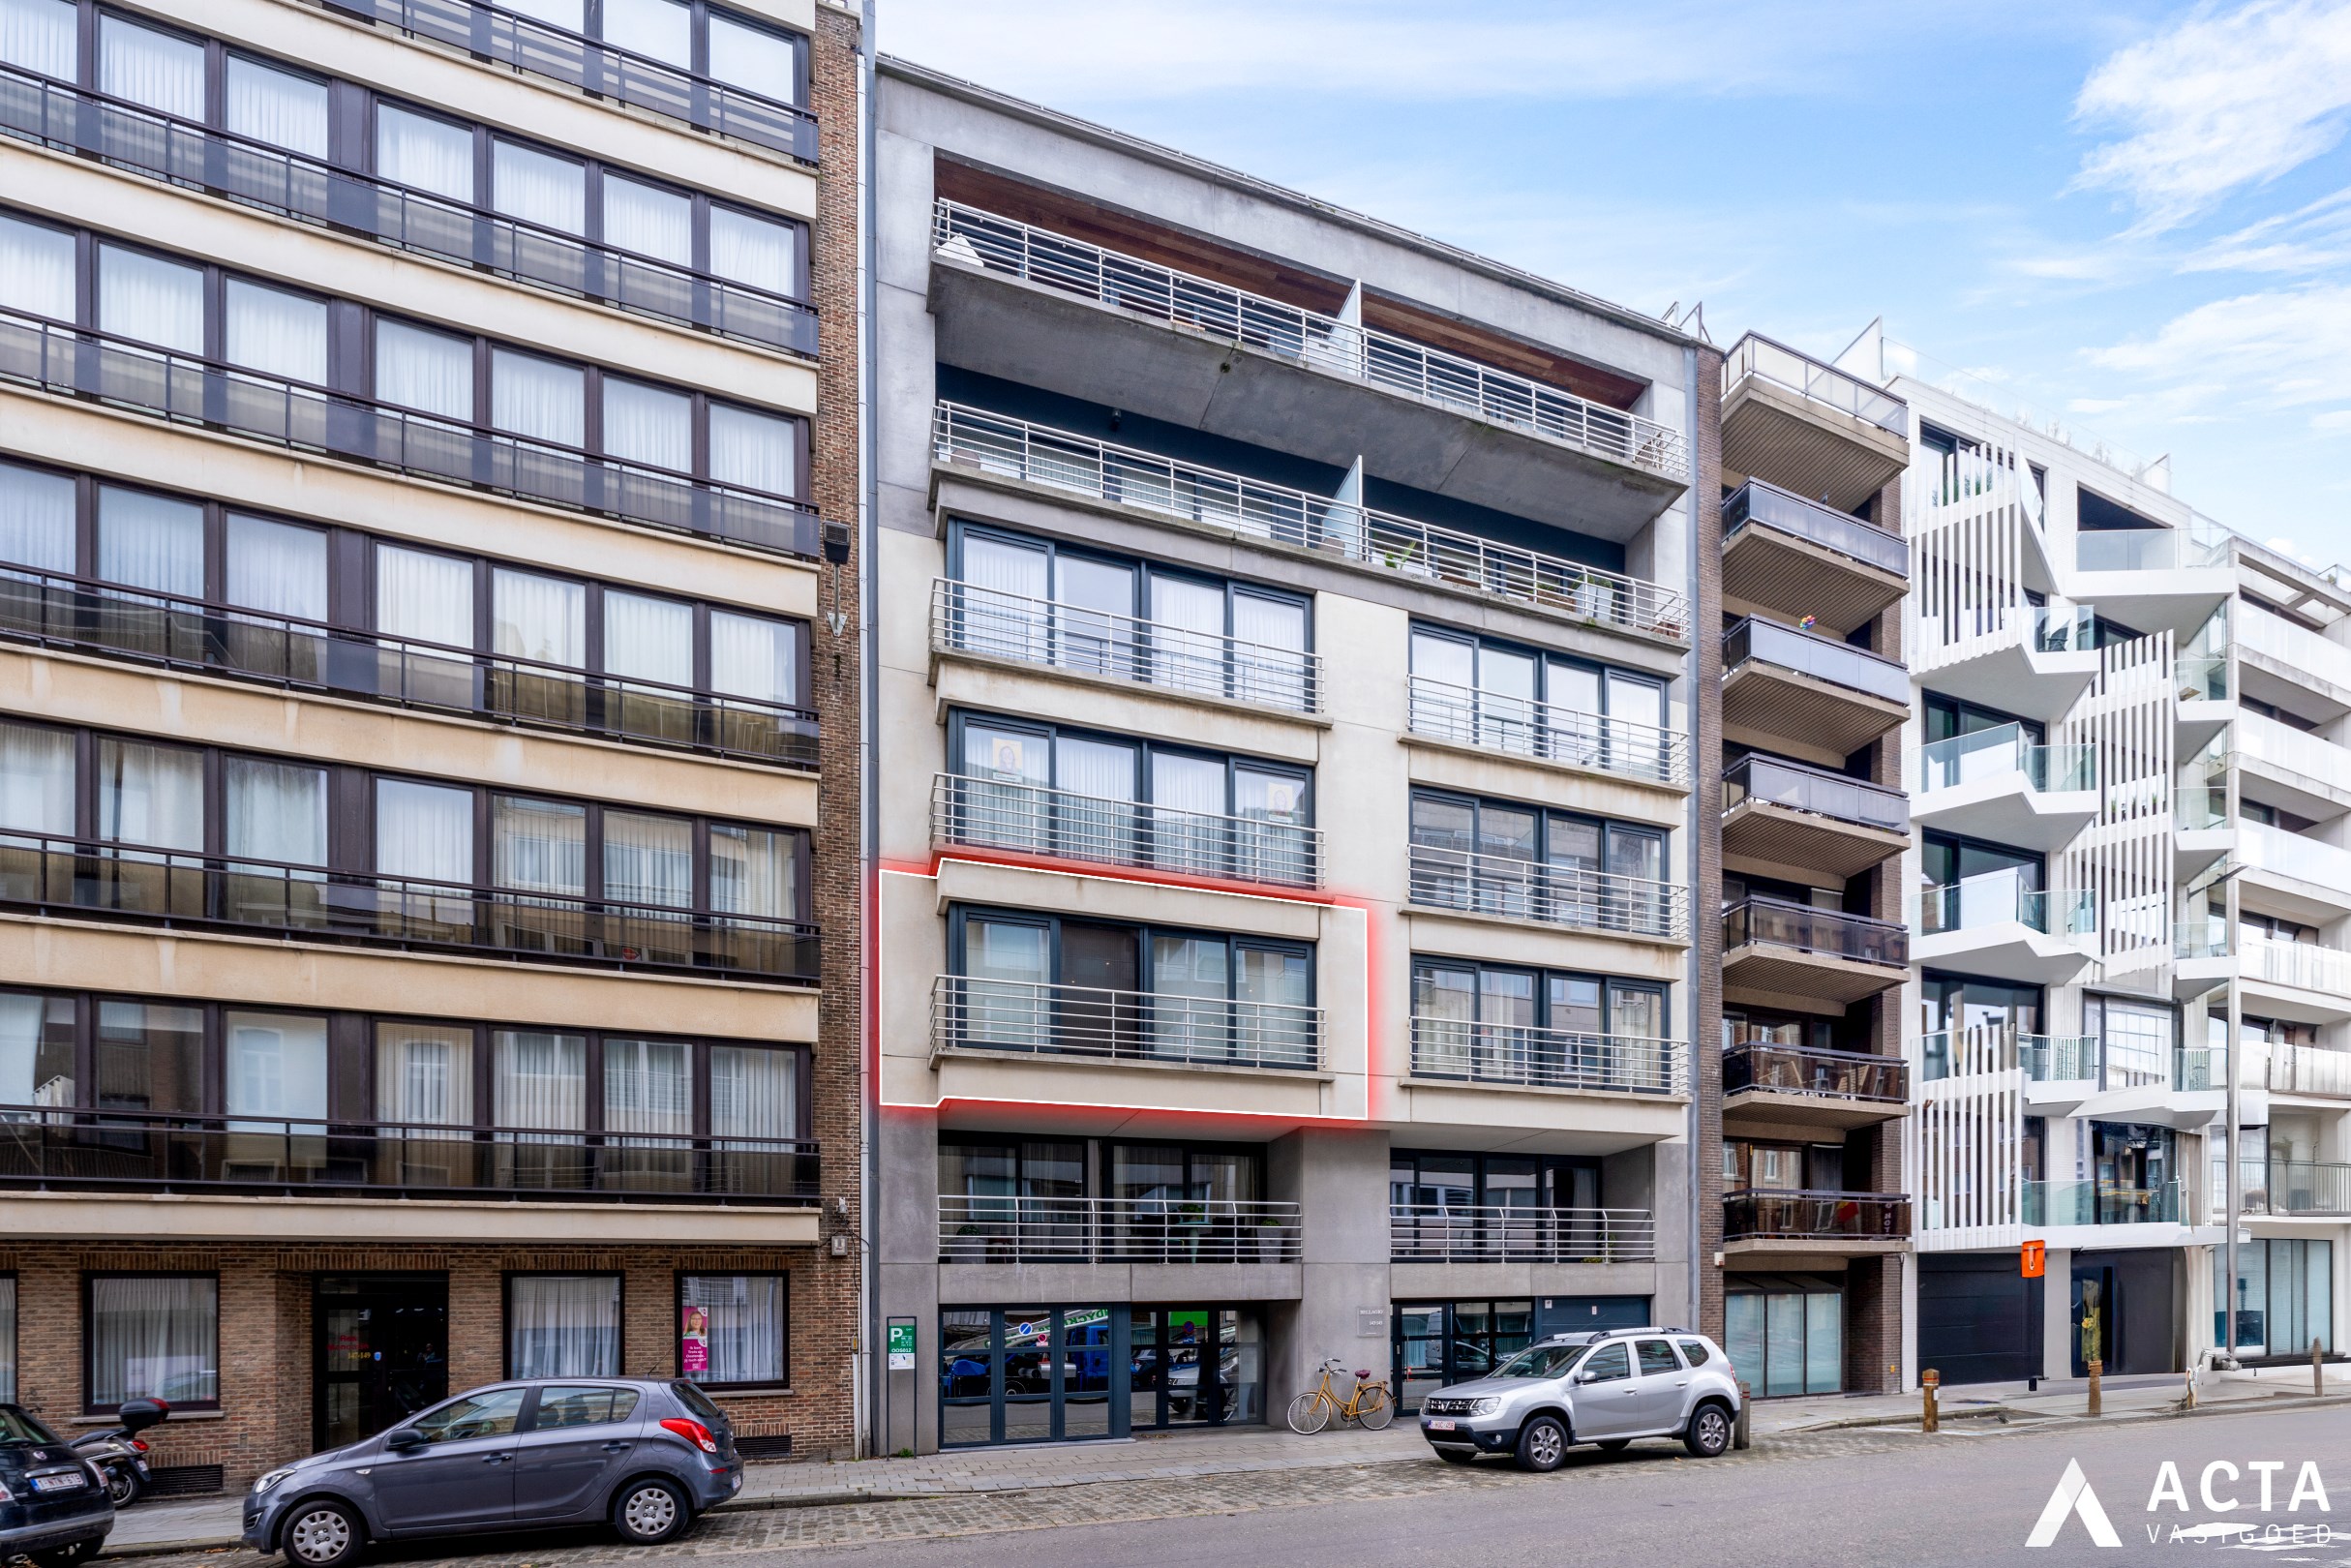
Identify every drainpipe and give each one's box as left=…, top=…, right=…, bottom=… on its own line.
left=1683, top=343, right=1704, bottom=1333
left=856, top=0, right=881, bottom=1458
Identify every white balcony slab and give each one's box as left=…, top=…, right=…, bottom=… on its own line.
left=1913, top=770, right=2097, bottom=853
left=1912, top=921, right=2095, bottom=986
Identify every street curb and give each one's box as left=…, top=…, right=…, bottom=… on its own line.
left=1782, top=1386, right=2351, bottom=1435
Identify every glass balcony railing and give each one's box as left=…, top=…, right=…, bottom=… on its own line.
left=2238, top=820, right=2351, bottom=895
left=1918, top=722, right=2095, bottom=795
left=1721, top=617, right=1909, bottom=705
left=2035, top=604, right=2097, bottom=652
left=1914, top=872, right=2095, bottom=939
left=2175, top=919, right=2228, bottom=961
left=2024, top=1180, right=2182, bottom=1226
left=1722, top=1190, right=1911, bottom=1241
left=2238, top=710, right=2349, bottom=784
left=2240, top=600, right=2351, bottom=690
left=2020, top=1035, right=2099, bottom=1082
left=1721, top=896, right=1908, bottom=966
left=1721, top=480, right=1908, bottom=576
left=2176, top=785, right=2226, bottom=830
left=2261, top=1040, right=2351, bottom=1099
left=2175, top=1047, right=2221, bottom=1092
left=1914, top=1031, right=2096, bottom=1082
left=2072, top=525, right=2227, bottom=573
left=1722, top=755, right=1909, bottom=833
left=1721, top=333, right=1908, bottom=435
left=1723, top=1040, right=1906, bottom=1103
left=2178, top=654, right=2230, bottom=702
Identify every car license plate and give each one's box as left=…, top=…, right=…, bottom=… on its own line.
left=32, top=1473, right=86, bottom=1493
left=1426, top=1419, right=1458, bottom=1432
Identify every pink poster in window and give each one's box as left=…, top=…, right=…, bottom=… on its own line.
left=681, top=1306, right=709, bottom=1375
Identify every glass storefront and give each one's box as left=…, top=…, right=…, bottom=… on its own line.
left=1725, top=1274, right=1843, bottom=1396
left=939, top=1304, right=1260, bottom=1447
left=1129, top=1308, right=1261, bottom=1430
left=1392, top=1299, right=1534, bottom=1411
left=2215, top=1240, right=2334, bottom=1356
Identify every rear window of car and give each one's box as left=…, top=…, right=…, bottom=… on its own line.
left=1635, top=1340, right=1681, bottom=1376
left=531, top=1386, right=641, bottom=1429
left=0, top=1408, right=61, bottom=1446
left=669, top=1380, right=727, bottom=1425
left=1677, top=1340, right=1711, bottom=1367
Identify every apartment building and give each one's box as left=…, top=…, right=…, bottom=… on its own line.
left=869, top=60, right=1705, bottom=1452
left=0, top=0, right=860, bottom=1484
left=1708, top=331, right=1914, bottom=1395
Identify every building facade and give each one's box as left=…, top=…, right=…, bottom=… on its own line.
left=0, top=0, right=860, bottom=1484
left=869, top=59, right=1706, bottom=1452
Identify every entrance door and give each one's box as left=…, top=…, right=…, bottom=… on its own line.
left=316, top=1275, right=449, bottom=1451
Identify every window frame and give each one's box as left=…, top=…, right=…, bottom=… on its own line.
left=502, top=1271, right=626, bottom=1381
left=948, top=710, right=1313, bottom=827
left=81, top=1267, right=221, bottom=1414
left=673, top=1270, right=791, bottom=1393
left=1406, top=623, right=1666, bottom=724
left=947, top=522, right=1314, bottom=651
left=1408, top=955, right=1668, bottom=1040
left=948, top=905, right=1315, bottom=1009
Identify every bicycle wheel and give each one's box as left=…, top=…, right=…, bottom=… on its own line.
left=1286, top=1389, right=1332, bottom=1434
left=1356, top=1384, right=1395, bottom=1430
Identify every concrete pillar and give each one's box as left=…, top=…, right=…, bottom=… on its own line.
left=2042, top=1247, right=2073, bottom=1379
left=1266, top=1127, right=1391, bottom=1415
left=875, top=1109, right=942, bottom=1455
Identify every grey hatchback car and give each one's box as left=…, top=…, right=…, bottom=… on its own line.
left=242, top=1378, right=744, bottom=1567
left=1417, top=1328, right=1739, bottom=1470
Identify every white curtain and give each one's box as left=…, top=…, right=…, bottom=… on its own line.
left=225, top=281, right=328, bottom=384
left=225, top=1010, right=327, bottom=1122
left=603, top=809, right=692, bottom=908
left=0, top=213, right=74, bottom=321
left=707, top=14, right=798, bottom=99
left=376, top=1022, right=473, bottom=1128
left=89, top=1277, right=217, bottom=1406
left=225, top=757, right=326, bottom=866
left=0, top=0, right=74, bottom=78
left=603, top=591, right=692, bottom=685
left=0, top=991, right=46, bottom=1107
left=601, top=378, right=691, bottom=472
left=492, top=349, right=585, bottom=446
left=709, top=824, right=796, bottom=917
left=710, top=611, right=796, bottom=702
left=708, top=405, right=795, bottom=494
left=602, top=1036, right=691, bottom=1134
left=376, top=779, right=473, bottom=883
left=710, top=1046, right=795, bottom=1138
left=226, top=515, right=327, bottom=618
left=679, top=1275, right=783, bottom=1386
left=603, top=177, right=691, bottom=264
left=492, top=1030, right=586, bottom=1130
left=0, top=462, right=74, bottom=573
left=96, top=15, right=201, bottom=118
left=377, top=545, right=474, bottom=647
left=493, top=796, right=585, bottom=895
left=97, top=487, right=202, bottom=596
left=0, top=720, right=72, bottom=834
left=709, top=207, right=797, bottom=293
left=492, top=568, right=584, bottom=666
left=375, top=320, right=475, bottom=421
left=492, top=140, right=586, bottom=236
left=507, top=1275, right=618, bottom=1379
left=376, top=106, right=474, bottom=203
left=225, top=57, right=328, bottom=158
left=603, top=0, right=688, bottom=64
left=98, top=245, right=202, bottom=352
left=97, top=739, right=202, bottom=851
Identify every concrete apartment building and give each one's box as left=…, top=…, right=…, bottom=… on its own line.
left=0, top=0, right=861, bottom=1484
left=868, top=59, right=1708, bottom=1452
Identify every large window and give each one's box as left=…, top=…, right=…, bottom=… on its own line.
left=1409, top=955, right=1665, bottom=1089
left=507, top=1274, right=620, bottom=1379
left=677, top=1274, right=788, bottom=1390
left=1726, top=1275, right=1842, bottom=1397
left=2087, top=996, right=2174, bottom=1092
left=2217, top=1239, right=2333, bottom=1356
left=1406, top=625, right=1667, bottom=773
left=1408, top=788, right=1667, bottom=932
left=86, top=1273, right=218, bottom=1411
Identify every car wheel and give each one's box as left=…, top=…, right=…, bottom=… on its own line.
left=283, top=1500, right=364, bottom=1568
left=612, top=1476, right=691, bottom=1545
left=1596, top=1438, right=1631, bottom=1453
left=1684, top=1401, right=1733, bottom=1459
left=104, top=1462, right=144, bottom=1508
left=30, top=1539, right=104, bottom=1568
left=1514, top=1414, right=1568, bottom=1473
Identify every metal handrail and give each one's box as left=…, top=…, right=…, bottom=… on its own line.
left=933, top=402, right=1689, bottom=640
left=1403, top=674, right=1688, bottom=785
left=0, top=1104, right=817, bottom=1201
left=1722, top=479, right=1908, bottom=576
left=1722, top=1040, right=1906, bottom=1102
left=314, top=0, right=818, bottom=162
left=1722, top=895, right=1907, bottom=965
left=1721, top=1189, right=1911, bottom=1239
left=928, top=578, right=1321, bottom=714
left=930, top=975, right=1323, bottom=1070
left=930, top=772, right=1321, bottom=889
left=0, top=564, right=816, bottom=768
left=2239, top=1160, right=2351, bottom=1216
left=0, top=65, right=815, bottom=355
left=0, top=307, right=820, bottom=558
left=1406, top=1016, right=1687, bottom=1095
left=1722, top=332, right=1907, bottom=434
left=1722, top=754, right=1908, bottom=833
left=932, top=200, right=1687, bottom=477
left=1407, top=843, right=1688, bottom=941
left=937, top=1194, right=1303, bottom=1263
left=1387, top=1203, right=1658, bottom=1263
left=1722, top=616, right=1910, bottom=704
left=0, top=829, right=819, bottom=980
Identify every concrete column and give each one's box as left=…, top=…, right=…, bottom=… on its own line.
left=875, top=1109, right=942, bottom=1455
left=2042, top=1247, right=2073, bottom=1379
left=1265, top=1127, right=1391, bottom=1416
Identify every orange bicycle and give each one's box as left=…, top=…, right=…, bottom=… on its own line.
left=1286, top=1356, right=1394, bottom=1432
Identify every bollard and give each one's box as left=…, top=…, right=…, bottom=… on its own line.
left=2088, top=1359, right=2102, bottom=1417
left=1733, top=1380, right=1752, bottom=1450
left=2318, top=1339, right=2327, bottom=1399
left=1921, top=1368, right=1940, bottom=1432
left=2183, top=1366, right=2196, bottom=1411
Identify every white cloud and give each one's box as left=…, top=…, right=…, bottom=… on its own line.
left=2088, top=285, right=2351, bottom=421
left=2072, top=0, right=2351, bottom=232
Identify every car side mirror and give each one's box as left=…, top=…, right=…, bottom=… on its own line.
left=384, top=1429, right=427, bottom=1452
left=1574, top=1370, right=1598, bottom=1384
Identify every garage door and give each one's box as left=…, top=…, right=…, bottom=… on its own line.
left=1918, top=1253, right=2042, bottom=1385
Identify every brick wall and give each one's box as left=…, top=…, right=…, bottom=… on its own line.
left=1693, top=343, right=1726, bottom=1343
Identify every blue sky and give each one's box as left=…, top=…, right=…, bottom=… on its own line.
left=881, top=0, right=2351, bottom=566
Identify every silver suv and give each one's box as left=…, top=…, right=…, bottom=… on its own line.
left=1416, top=1328, right=1739, bottom=1470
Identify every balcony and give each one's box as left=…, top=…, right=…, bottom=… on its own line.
left=0, top=567, right=818, bottom=769
left=1405, top=676, right=1688, bottom=787
left=928, top=201, right=1688, bottom=536
left=929, top=976, right=1324, bottom=1072
left=2238, top=820, right=2351, bottom=916
left=938, top=1195, right=1303, bottom=1264
left=1914, top=723, right=2098, bottom=851
left=934, top=403, right=1689, bottom=642
left=1719, top=897, right=1907, bottom=1010
left=0, top=832, right=819, bottom=981
left=931, top=773, right=1320, bottom=890
left=1722, top=1041, right=1908, bottom=1130
left=1406, top=1015, right=1688, bottom=1097
left=2024, top=1180, right=2185, bottom=1227
left=1406, top=844, right=1690, bottom=944
left=1719, top=480, right=1908, bottom=638
left=1388, top=1204, right=1657, bottom=1263
left=2264, top=1042, right=2351, bottom=1098
left=316, top=0, right=818, bottom=162
left=0, top=1107, right=816, bottom=1203
left=0, top=310, right=821, bottom=558
left=1912, top=604, right=2100, bottom=724
left=2237, top=711, right=2351, bottom=819
left=2175, top=785, right=2234, bottom=880
left=1720, top=755, right=1908, bottom=883
left=2240, top=1161, right=2351, bottom=1218
left=1912, top=873, right=2096, bottom=985
left=2239, top=599, right=2351, bottom=704
left=929, top=578, right=1321, bottom=715
left=2067, top=519, right=2233, bottom=640
left=1719, top=618, right=1909, bottom=764
left=1914, top=1029, right=2097, bottom=1084
left=2236, top=936, right=2351, bottom=1025
left=1721, top=1190, right=1910, bottom=1252
left=0, top=66, right=817, bottom=355
left=1718, top=334, right=1910, bottom=512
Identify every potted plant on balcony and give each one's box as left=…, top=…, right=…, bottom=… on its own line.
left=1252, top=1213, right=1289, bottom=1262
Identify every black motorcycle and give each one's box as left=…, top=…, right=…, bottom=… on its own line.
left=69, top=1400, right=166, bottom=1507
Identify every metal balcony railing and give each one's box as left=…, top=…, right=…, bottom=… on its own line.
left=0, top=831, right=819, bottom=981
left=0, top=1106, right=816, bottom=1202
left=1722, top=754, right=1909, bottom=834
left=930, top=975, right=1323, bottom=1071
left=1722, top=617, right=1909, bottom=704
left=1388, top=1203, right=1657, bottom=1263
left=934, top=403, right=1688, bottom=639
left=2239, top=1161, right=2351, bottom=1217
left=0, top=66, right=815, bottom=355
left=2024, top=1180, right=2183, bottom=1226
left=1721, top=896, right=1908, bottom=966
left=1723, top=1040, right=1906, bottom=1102
left=1722, top=1190, right=1911, bottom=1240
left=1914, top=874, right=2095, bottom=939
left=1721, top=479, right=1908, bottom=575
left=930, top=772, right=1320, bottom=889
left=932, top=200, right=1687, bottom=478
left=1404, top=675, right=1688, bottom=785
left=315, top=0, right=818, bottom=162
left=1407, top=1016, right=1687, bottom=1096
left=1407, top=844, right=1689, bottom=941
left=1721, top=333, right=1907, bottom=436
left=1915, top=1029, right=2096, bottom=1082
left=2021, top=1035, right=2099, bottom=1082
left=937, top=1194, right=1302, bottom=1263
left=930, top=579, right=1320, bottom=714
left=1918, top=722, right=2096, bottom=795
left=0, top=309, right=820, bottom=558
left=0, top=566, right=817, bottom=768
